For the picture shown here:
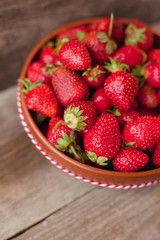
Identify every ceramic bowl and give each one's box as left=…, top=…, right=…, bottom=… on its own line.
left=18, top=18, right=160, bottom=188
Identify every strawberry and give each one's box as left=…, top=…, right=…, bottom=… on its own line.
left=52, top=67, right=89, bottom=106
left=27, top=61, right=54, bottom=85
left=57, top=25, right=88, bottom=41
left=125, top=19, right=153, bottom=52
left=132, top=63, right=160, bottom=89
left=39, top=45, right=60, bottom=66
left=138, top=107, right=160, bottom=117
left=92, top=87, right=113, bottom=113
left=113, top=45, right=146, bottom=69
left=104, top=58, right=139, bottom=112
left=148, top=49, right=160, bottom=65
left=63, top=101, right=98, bottom=136
left=132, top=98, right=139, bottom=110
left=113, top=147, right=149, bottom=172
left=20, top=79, right=59, bottom=117
left=84, top=113, right=121, bottom=166
left=152, top=143, right=160, bottom=167
left=122, top=116, right=160, bottom=150
left=82, top=64, right=107, bottom=88
left=117, top=109, right=140, bottom=127
left=83, top=31, right=117, bottom=64
left=58, top=39, right=92, bottom=70
left=88, top=21, right=99, bottom=31
left=98, top=16, right=124, bottom=43
left=47, top=117, right=81, bottom=161
left=137, top=84, right=159, bottom=109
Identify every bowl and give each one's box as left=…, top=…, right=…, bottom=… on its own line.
left=17, top=18, right=160, bottom=189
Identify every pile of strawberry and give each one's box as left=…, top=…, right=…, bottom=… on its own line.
left=20, top=13, right=160, bottom=172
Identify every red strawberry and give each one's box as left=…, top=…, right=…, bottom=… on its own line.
left=125, top=19, right=153, bottom=52
left=139, top=107, right=160, bottom=117
left=64, top=101, right=98, bottom=136
left=113, top=45, right=146, bottom=69
left=113, top=147, right=149, bottom=172
left=47, top=117, right=81, bottom=161
left=88, top=21, right=99, bottom=31
left=82, top=64, right=107, bottom=88
left=27, top=61, right=54, bottom=85
left=40, top=45, right=59, bottom=66
left=92, top=87, right=113, bottom=113
left=132, top=98, right=139, bottom=110
left=152, top=143, right=160, bottom=167
left=148, top=49, right=160, bottom=65
left=84, top=113, right=121, bottom=166
left=58, top=39, right=92, bottom=70
left=138, top=84, right=159, bottom=109
left=122, top=116, right=160, bottom=150
left=20, top=79, right=59, bottom=117
left=117, top=109, right=140, bottom=127
left=98, top=17, right=124, bottom=43
left=83, top=31, right=117, bottom=64
left=104, top=59, right=138, bottom=112
left=52, top=68, right=89, bottom=106
left=57, top=25, right=89, bottom=41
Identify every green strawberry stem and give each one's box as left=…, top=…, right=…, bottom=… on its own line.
left=42, top=41, right=55, bottom=49
left=18, top=78, right=43, bottom=95
left=69, top=145, right=81, bottom=161
left=104, top=57, right=129, bottom=73
left=52, top=120, right=67, bottom=132
left=107, top=107, right=121, bottom=116
left=108, top=12, right=114, bottom=39
left=64, top=107, right=88, bottom=131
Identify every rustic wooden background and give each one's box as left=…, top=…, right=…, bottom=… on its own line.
left=1, top=0, right=160, bottom=90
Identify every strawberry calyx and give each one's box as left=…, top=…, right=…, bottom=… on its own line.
left=41, top=63, right=56, bottom=75
left=76, top=31, right=87, bottom=41
left=104, top=57, right=129, bottom=73
left=107, top=106, right=121, bottom=116
left=18, top=78, right=43, bottom=95
left=42, top=41, right=55, bottom=50
left=121, top=141, right=135, bottom=149
left=87, top=151, right=109, bottom=166
left=54, top=37, right=70, bottom=55
left=64, top=106, right=88, bottom=131
left=82, top=65, right=106, bottom=82
left=132, top=61, right=150, bottom=87
left=125, top=24, right=146, bottom=46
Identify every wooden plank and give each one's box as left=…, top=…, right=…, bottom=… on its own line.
left=0, top=86, right=95, bottom=240
left=13, top=184, right=160, bottom=240
left=1, top=0, right=160, bottom=90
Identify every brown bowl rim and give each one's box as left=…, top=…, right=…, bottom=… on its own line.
left=19, top=17, right=160, bottom=182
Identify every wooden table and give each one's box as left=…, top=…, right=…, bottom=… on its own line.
left=1, top=23, right=160, bottom=240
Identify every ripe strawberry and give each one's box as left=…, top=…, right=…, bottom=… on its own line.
left=152, top=143, right=160, bottom=167
left=113, top=147, right=149, bottom=172
left=57, top=25, right=89, bottom=41
left=58, top=39, right=92, bottom=70
left=125, top=19, right=153, bottom=52
left=27, top=61, right=54, bottom=85
left=98, top=17, right=124, bottom=43
left=52, top=67, right=89, bottom=106
left=82, top=64, right=107, bottom=88
left=92, top=87, right=113, bottom=113
left=133, top=63, right=160, bottom=89
left=104, top=59, right=139, bottom=112
left=83, top=31, right=117, bottom=64
left=88, top=21, right=99, bottom=31
left=39, top=45, right=60, bottom=66
left=20, top=79, right=59, bottom=117
left=47, top=117, right=81, bottom=161
left=113, top=45, right=146, bottom=69
left=122, top=116, right=160, bottom=150
left=117, top=109, right=140, bottom=127
left=132, top=98, right=139, bottom=110
left=138, top=107, right=160, bottom=117
left=148, top=49, right=160, bottom=65
left=64, top=101, right=98, bottom=136
left=138, top=84, right=159, bottom=109
left=84, top=113, right=121, bottom=166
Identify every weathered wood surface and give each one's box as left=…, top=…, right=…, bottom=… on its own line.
left=0, top=22, right=160, bottom=240
left=1, top=0, right=160, bottom=90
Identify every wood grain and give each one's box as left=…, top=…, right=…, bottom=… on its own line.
left=0, top=86, right=95, bottom=240
left=1, top=0, right=160, bottom=90
left=13, top=185, right=160, bottom=240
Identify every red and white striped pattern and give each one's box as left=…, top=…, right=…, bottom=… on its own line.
left=17, top=85, right=160, bottom=189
